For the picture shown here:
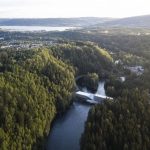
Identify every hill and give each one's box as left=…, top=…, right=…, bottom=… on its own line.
left=0, top=42, right=113, bottom=149
left=0, top=17, right=113, bottom=27
left=50, top=41, right=113, bottom=76
left=98, top=15, right=150, bottom=28
left=1, top=15, right=150, bottom=28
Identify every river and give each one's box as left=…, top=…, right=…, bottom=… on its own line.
left=46, top=81, right=106, bottom=150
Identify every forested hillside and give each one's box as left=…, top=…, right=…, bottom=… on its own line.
left=0, top=17, right=112, bottom=27
left=79, top=27, right=150, bottom=150
left=0, top=48, right=75, bottom=149
left=81, top=89, right=150, bottom=150
left=0, top=42, right=113, bottom=149
left=50, top=42, right=113, bottom=76
left=1, top=26, right=150, bottom=150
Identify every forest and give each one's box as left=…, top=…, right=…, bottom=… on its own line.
left=0, top=26, right=150, bottom=150
left=79, top=28, right=150, bottom=150
left=80, top=89, right=150, bottom=150
left=0, top=41, right=112, bottom=149
left=0, top=47, right=76, bottom=149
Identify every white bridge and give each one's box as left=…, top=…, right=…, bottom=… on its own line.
left=76, top=91, right=113, bottom=104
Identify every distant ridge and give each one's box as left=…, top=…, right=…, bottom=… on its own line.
left=98, top=15, right=150, bottom=28
left=0, top=17, right=113, bottom=27
left=1, top=15, right=150, bottom=28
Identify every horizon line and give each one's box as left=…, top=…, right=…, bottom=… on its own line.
left=0, top=14, right=150, bottom=20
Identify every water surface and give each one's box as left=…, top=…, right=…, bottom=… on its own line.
left=0, top=26, right=76, bottom=32
left=46, top=81, right=106, bottom=150
left=46, top=102, right=91, bottom=150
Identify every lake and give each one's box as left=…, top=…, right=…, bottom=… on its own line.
left=46, top=81, right=106, bottom=150
left=0, top=26, right=77, bottom=32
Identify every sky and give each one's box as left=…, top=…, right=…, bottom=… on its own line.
left=0, top=0, right=150, bottom=18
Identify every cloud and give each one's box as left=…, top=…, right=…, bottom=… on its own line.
left=0, top=0, right=149, bottom=18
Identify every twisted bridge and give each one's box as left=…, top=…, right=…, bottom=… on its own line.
left=76, top=91, right=113, bottom=104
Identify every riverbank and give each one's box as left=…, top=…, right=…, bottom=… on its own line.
left=46, top=81, right=107, bottom=150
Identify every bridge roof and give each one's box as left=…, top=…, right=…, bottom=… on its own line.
left=76, top=91, right=113, bottom=100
